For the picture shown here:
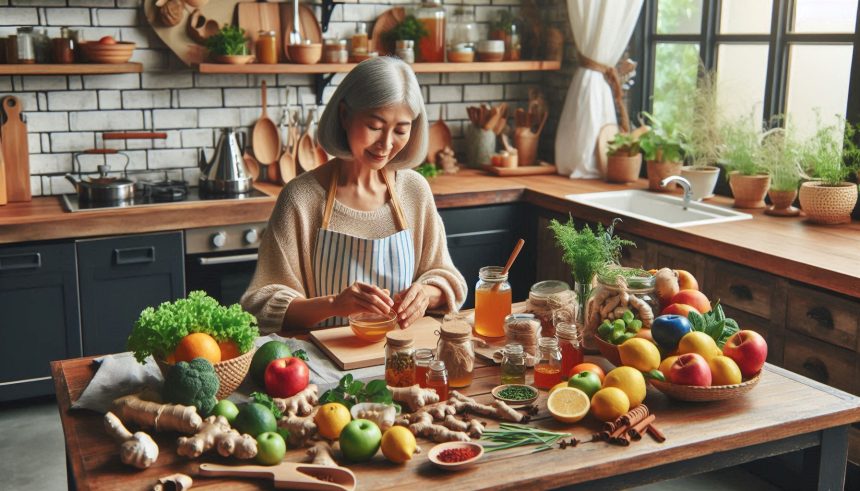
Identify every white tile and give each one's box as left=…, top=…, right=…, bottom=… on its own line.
left=490, top=72, right=520, bottom=83
left=119, top=27, right=150, bottom=48
left=45, top=8, right=92, bottom=26
left=70, top=1, right=116, bottom=6
left=178, top=88, right=222, bottom=108
left=152, top=108, right=197, bottom=129
left=47, top=90, right=98, bottom=111
left=69, top=110, right=143, bottom=131
left=50, top=175, right=77, bottom=194
left=112, top=149, right=147, bottom=170
left=122, top=89, right=171, bottom=109
left=142, top=72, right=193, bottom=89
left=130, top=48, right=169, bottom=70
left=181, top=128, right=214, bottom=148
left=30, top=153, right=73, bottom=174
left=30, top=175, right=42, bottom=196
left=148, top=148, right=197, bottom=169
left=198, top=108, right=240, bottom=127
left=464, top=84, right=503, bottom=101
left=429, top=85, right=462, bottom=103
left=194, top=74, right=248, bottom=88
left=446, top=73, right=481, bottom=84
left=28, top=133, right=40, bottom=154
left=0, top=7, right=38, bottom=25
left=95, top=8, right=137, bottom=26
left=26, top=112, right=69, bottom=132
left=99, top=90, right=122, bottom=109
left=0, top=76, right=11, bottom=91
left=50, top=132, right=95, bottom=152
left=21, top=76, right=67, bottom=91
left=117, top=0, right=142, bottom=7
left=83, top=73, right=139, bottom=89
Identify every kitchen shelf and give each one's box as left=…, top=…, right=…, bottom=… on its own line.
left=198, top=60, right=561, bottom=75
left=0, top=63, right=143, bottom=75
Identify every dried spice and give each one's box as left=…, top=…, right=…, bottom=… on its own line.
left=497, top=385, right=536, bottom=401
left=437, top=446, right=478, bottom=463
left=385, top=352, right=416, bottom=387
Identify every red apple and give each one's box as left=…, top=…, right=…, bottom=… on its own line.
left=675, top=269, right=699, bottom=291
left=669, top=353, right=712, bottom=386
left=670, top=289, right=711, bottom=314
left=661, top=303, right=701, bottom=317
left=722, top=330, right=767, bottom=378
left=98, top=36, right=117, bottom=45
left=264, top=357, right=309, bottom=398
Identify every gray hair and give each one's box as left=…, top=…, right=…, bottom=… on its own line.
left=317, top=57, right=428, bottom=169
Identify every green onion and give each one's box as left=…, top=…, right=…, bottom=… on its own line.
left=480, top=423, right=572, bottom=453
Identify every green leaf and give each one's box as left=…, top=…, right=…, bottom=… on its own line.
left=347, top=380, right=365, bottom=396
left=687, top=310, right=706, bottom=332
left=644, top=369, right=666, bottom=382
left=250, top=391, right=283, bottom=419
left=291, top=349, right=309, bottom=362
left=339, top=374, right=354, bottom=392
left=707, top=320, right=725, bottom=342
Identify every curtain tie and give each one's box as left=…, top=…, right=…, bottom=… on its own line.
left=576, top=52, right=631, bottom=133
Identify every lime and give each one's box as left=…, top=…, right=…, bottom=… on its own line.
left=250, top=340, right=292, bottom=386
left=210, top=399, right=240, bottom=422
left=622, top=310, right=635, bottom=324
left=234, top=402, right=278, bottom=437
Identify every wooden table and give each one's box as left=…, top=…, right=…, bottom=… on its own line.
left=52, top=355, right=860, bottom=491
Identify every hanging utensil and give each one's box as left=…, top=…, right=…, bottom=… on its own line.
left=311, top=107, right=328, bottom=167
left=252, top=80, right=281, bottom=165
left=289, top=0, right=302, bottom=45
left=296, top=110, right=317, bottom=172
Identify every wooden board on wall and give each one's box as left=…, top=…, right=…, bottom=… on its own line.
left=143, top=0, right=242, bottom=66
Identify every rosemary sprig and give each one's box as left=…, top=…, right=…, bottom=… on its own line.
left=480, top=423, right=573, bottom=453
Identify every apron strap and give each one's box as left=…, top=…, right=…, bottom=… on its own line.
left=321, top=161, right=410, bottom=231
left=381, top=169, right=409, bottom=232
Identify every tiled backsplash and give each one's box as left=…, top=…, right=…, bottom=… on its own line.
left=0, top=0, right=573, bottom=197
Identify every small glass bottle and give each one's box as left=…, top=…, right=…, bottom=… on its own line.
left=474, top=266, right=512, bottom=338
left=384, top=330, right=416, bottom=388
left=256, top=30, right=278, bottom=64
left=16, top=27, right=35, bottom=64
left=351, top=22, right=368, bottom=56
left=556, top=322, right=584, bottom=380
left=426, top=360, right=449, bottom=400
left=436, top=322, right=474, bottom=388
left=500, top=343, right=527, bottom=385
left=395, top=39, right=414, bottom=64
left=415, top=0, right=446, bottom=62
left=533, top=337, right=563, bottom=389
left=413, top=348, right=434, bottom=388
left=52, top=27, right=75, bottom=64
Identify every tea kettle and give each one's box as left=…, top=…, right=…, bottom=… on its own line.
left=199, top=128, right=252, bottom=194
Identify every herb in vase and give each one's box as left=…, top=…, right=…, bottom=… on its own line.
left=383, top=15, right=428, bottom=58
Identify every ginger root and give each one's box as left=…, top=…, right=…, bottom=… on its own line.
left=440, top=414, right=485, bottom=438
left=176, top=415, right=256, bottom=459
left=112, top=393, right=202, bottom=434
left=105, top=411, right=159, bottom=469
left=450, top=391, right=528, bottom=423
left=399, top=412, right=470, bottom=442
left=274, top=384, right=318, bottom=417
left=152, top=473, right=193, bottom=491
left=279, top=410, right=318, bottom=448
left=654, top=267, right=680, bottom=307
left=307, top=440, right=338, bottom=467
left=389, top=384, right=440, bottom=412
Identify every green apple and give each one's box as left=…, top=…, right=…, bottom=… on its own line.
left=256, top=431, right=286, bottom=465
left=339, top=419, right=381, bottom=462
left=567, top=370, right=602, bottom=398
left=210, top=400, right=239, bottom=422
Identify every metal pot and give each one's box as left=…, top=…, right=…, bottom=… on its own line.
left=66, top=163, right=135, bottom=202
left=199, top=128, right=253, bottom=195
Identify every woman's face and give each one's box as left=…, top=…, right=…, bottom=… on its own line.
left=341, top=103, right=414, bottom=170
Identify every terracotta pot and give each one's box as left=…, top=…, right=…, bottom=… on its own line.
left=680, top=166, right=720, bottom=201
left=729, top=172, right=770, bottom=209
left=765, top=188, right=800, bottom=217
left=646, top=160, right=683, bottom=192
left=606, top=153, right=642, bottom=183
left=798, top=181, right=859, bottom=225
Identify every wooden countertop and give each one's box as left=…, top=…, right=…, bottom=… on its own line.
left=1, top=170, right=858, bottom=299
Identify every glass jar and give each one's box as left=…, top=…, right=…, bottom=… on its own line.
left=447, top=8, right=477, bottom=52
left=413, top=348, right=434, bottom=388
left=426, top=360, right=449, bottom=400
left=525, top=280, right=575, bottom=338
left=351, top=22, right=368, bottom=56
left=256, top=30, right=278, bottom=64
left=474, top=266, right=512, bottom=337
left=489, top=12, right=521, bottom=61
left=585, top=268, right=658, bottom=349
left=52, top=27, right=75, bottom=64
left=384, top=330, right=416, bottom=388
left=436, top=322, right=474, bottom=388
left=500, top=343, right=526, bottom=385
left=395, top=39, right=414, bottom=64
left=415, top=0, right=445, bottom=62
left=503, top=313, right=540, bottom=359
left=16, top=27, right=35, bottom=64
left=533, top=336, right=562, bottom=389
left=323, top=39, right=348, bottom=64
left=33, top=28, right=51, bottom=63
left=556, top=322, right=584, bottom=380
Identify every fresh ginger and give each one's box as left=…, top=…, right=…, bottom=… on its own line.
left=274, top=384, right=318, bottom=416
left=449, top=391, right=528, bottom=422
left=176, top=415, right=256, bottom=459
left=399, top=412, right=470, bottom=442
left=111, top=393, right=202, bottom=434
left=104, top=411, right=159, bottom=469
left=388, top=384, right=440, bottom=412
left=441, top=414, right=485, bottom=438
left=279, top=410, right=318, bottom=448
left=152, top=473, right=193, bottom=491
left=307, top=440, right=338, bottom=467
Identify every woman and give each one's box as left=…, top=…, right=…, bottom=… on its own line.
left=241, top=57, right=467, bottom=334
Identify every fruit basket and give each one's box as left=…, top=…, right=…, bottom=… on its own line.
left=156, top=348, right=255, bottom=400
left=648, top=372, right=761, bottom=402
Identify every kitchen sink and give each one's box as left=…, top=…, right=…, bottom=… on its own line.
left=565, top=190, right=753, bottom=228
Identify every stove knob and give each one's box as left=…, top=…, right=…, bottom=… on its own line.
left=244, top=228, right=259, bottom=245
left=211, top=231, right=227, bottom=248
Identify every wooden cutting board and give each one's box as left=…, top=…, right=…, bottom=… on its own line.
left=0, top=134, right=7, bottom=205
left=310, top=316, right=441, bottom=370
left=238, top=1, right=283, bottom=62
left=1, top=96, right=31, bottom=202
left=479, top=162, right=557, bottom=177
left=143, top=0, right=241, bottom=66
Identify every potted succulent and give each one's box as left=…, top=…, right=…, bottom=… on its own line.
left=760, top=127, right=802, bottom=216
left=720, top=113, right=770, bottom=209
left=798, top=118, right=860, bottom=225
left=206, top=24, right=252, bottom=64
left=678, top=68, right=722, bottom=200
left=639, top=112, right=686, bottom=192
left=489, top=9, right=521, bottom=61
left=605, top=132, right=642, bottom=184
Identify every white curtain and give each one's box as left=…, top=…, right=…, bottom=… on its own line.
left=555, top=0, right=643, bottom=178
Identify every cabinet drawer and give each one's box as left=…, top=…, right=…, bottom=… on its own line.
left=648, top=243, right=708, bottom=295
left=721, top=305, right=783, bottom=366
left=786, top=283, right=859, bottom=351
left=709, top=260, right=776, bottom=320
left=783, top=332, right=857, bottom=395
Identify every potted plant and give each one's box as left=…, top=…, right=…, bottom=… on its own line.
left=720, top=113, right=770, bottom=209
left=489, top=9, right=521, bottom=61
left=798, top=118, right=860, bottom=225
left=383, top=15, right=427, bottom=61
left=206, top=24, right=251, bottom=64
left=760, top=127, right=802, bottom=216
left=639, top=112, right=686, bottom=192
left=678, top=68, right=722, bottom=200
left=605, top=132, right=642, bottom=184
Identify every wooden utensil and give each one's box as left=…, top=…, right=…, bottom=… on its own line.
left=427, top=106, right=452, bottom=164
left=280, top=1, right=323, bottom=59
left=252, top=80, right=281, bottom=165
left=238, top=0, right=283, bottom=62
left=492, top=238, right=524, bottom=291
left=310, top=108, right=328, bottom=168
left=199, top=462, right=357, bottom=491
left=243, top=151, right=260, bottom=181
left=296, top=112, right=317, bottom=172
left=0, top=96, right=31, bottom=202
left=267, top=159, right=281, bottom=184
left=0, top=134, right=7, bottom=205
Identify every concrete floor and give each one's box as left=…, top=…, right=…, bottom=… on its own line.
left=0, top=398, right=781, bottom=491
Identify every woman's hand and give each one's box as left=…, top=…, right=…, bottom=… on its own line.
left=393, top=284, right=442, bottom=328
left=333, top=281, right=394, bottom=317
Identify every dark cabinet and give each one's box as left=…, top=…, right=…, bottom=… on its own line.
left=0, top=242, right=81, bottom=401
left=76, top=232, right=185, bottom=357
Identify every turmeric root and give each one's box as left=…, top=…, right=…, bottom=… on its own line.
left=112, top=393, right=202, bottom=434
left=388, top=384, right=440, bottom=412
left=273, top=384, right=318, bottom=417
left=104, top=411, right=159, bottom=469
left=279, top=410, right=318, bottom=448
left=307, top=440, right=338, bottom=467
left=176, top=415, right=256, bottom=459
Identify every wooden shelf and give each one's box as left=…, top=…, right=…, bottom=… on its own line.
left=197, top=60, right=562, bottom=75
left=0, top=63, right=143, bottom=76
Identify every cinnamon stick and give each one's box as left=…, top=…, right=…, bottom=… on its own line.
left=600, top=405, right=650, bottom=440
left=646, top=424, right=666, bottom=443
left=627, top=414, right=656, bottom=441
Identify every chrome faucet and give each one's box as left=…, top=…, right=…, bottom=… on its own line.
left=660, top=176, right=693, bottom=210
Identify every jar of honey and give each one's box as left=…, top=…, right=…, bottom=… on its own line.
left=474, top=266, right=511, bottom=338
left=256, top=30, right=277, bottom=64
left=426, top=360, right=449, bottom=400
left=556, top=321, right=584, bottom=379
left=436, top=322, right=474, bottom=388
left=413, top=348, right=434, bottom=388
left=415, top=0, right=445, bottom=62
left=533, top=336, right=562, bottom=389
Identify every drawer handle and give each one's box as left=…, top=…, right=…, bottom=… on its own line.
left=729, top=284, right=753, bottom=301
left=802, top=357, right=829, bottom=383
left=806, top=307, right=834, bottom=330
left=0, top=252, right=42, bottom=271
left=114, top=246, right=156, bottom=265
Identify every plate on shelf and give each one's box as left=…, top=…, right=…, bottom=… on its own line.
left=371, top=7, right=406, bottom=56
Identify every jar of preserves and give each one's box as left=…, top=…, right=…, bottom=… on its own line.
left=256, top=30, right=278, bottom=64
left=525, top=280, right=575, bottom=338
left=436, top=322, right=474, bottom=388
left=500, top=343, right=526, bottom=385
left=395, top=39, right=414, bottom=64
left=384, top=330, right=415, bottom=387
left=52, top=27, right=75, bottom=64
left=426, top=360, right=449, bottom=400
left=474, top=266, right=511, bottom=337
left=447, top=8, right=477, bottom=52
left=503, top=313, right=540, bottom=359
left=323, top=38, right=348, bottom=64
left=413, top=348, right=434, bottom=388
left=414, top=0, right=445, bottom=62
left=556, top=321, right=584, bottom=379
left=533, top=337, right=562, bottom=389
left=585, top=268, right=657, bottom=349
left=351, top=22, right=368, bottom=56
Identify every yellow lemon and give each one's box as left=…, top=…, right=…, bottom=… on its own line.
left=590, top=387, right=630, bottom=422
left=708, top=355, right=742, bottom=386
left=603, top=366, right=647, bottom=407
left=659, top=355, right=679, bottom=378
left=549, top=381, right=569, bottom=395
left=547, top=387, right=590, bottom=423
left=618, top=338, right=661, bottom=372
left=314, top=403, right=352, bottom=440
left=677, top=331, right=721, bottom=360
left=381, top=426, right=418, bottom=464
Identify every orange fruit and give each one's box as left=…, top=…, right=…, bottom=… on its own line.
left=603, top=366, right=647, bottom=407
left=218, top=340, right=241, bottom=360
left=570, top=363, right=605, bottom=382
left=173, top=332, right=221, bottom=364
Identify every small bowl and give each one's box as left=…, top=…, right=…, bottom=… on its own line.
left=348, top=311, right=397, bottom=342
left=491, top=384, right=538, bottom=406
left=447, top=49, right=475, bottom=63
left=288, top=43, right=322, bottom=64
left=428, top=441, right=483, bottom=471
left=215, top=54, right=254, bottom=64
left=80, top=41, right=135, bottom=64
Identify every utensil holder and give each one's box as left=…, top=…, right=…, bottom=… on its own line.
left=514, top=130, right=539, bottom=166
left=465, top=125, right=496, bottom=167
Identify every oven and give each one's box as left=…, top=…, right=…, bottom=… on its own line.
left=184, top=222, right=267, bottom=306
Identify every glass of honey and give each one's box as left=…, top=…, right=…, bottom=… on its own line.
left=348, top=311, right=397, bottom=342
left=474, top=266, right=511, bottom=337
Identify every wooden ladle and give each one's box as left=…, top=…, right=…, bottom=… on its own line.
left=199, top=462, right=357, bottom=490
left=252, top=80, right=281, bottom=165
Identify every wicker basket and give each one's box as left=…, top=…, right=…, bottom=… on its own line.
left=157, top=348, right=255, bottom=400
left=649, top=372, right=761, bottom=402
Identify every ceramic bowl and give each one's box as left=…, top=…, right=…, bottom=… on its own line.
left=428, top=441, right=484, bottom=470
left=491, top=384, right=538, bottom=406
left=288, top=43, right=322, bottom=64
left=348, top=311, right=398, bottom=342
left=80, top=41, right=135, bottom=63
left=215, top=54, right=254, bottom=65
left=476, top=40, right=504, bottom=62
left=447, top=49, right=475, bottom=63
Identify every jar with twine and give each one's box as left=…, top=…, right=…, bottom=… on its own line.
left=525, top=280, right=577, bottom=338
left=503, top=313, right=541, bottom=360
left=435, top=321, right=474, bottom=388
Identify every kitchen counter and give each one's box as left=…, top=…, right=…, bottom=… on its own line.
left=1, top=170, right=858, bottom=299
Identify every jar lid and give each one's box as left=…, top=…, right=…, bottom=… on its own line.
left=440, top=321, right=471, bottom=339
left=504, top=313, right=537, bottom=324
left=504, top=343, right=524, bottom=354
left=386, top=329, right=414, bottom=347
left=598, top=267, right=655, bottom=290
left=555, top=322, right=581, bottom=340
left=429, top=360, right=446, bottom=372
left=258, top=30, right=276, bottom=36
left=479, top=265, right=508, bottom=282
left=529, top=280, right=571, bottom=298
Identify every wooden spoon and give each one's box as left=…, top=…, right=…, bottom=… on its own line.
left=243, top=151, right=260, bottom=181
left=492, top=238, right=525, bottom=291
left=252, top=80, right=281, bottom=165
left=199, top=462, right=357, bottom=491
left=297, top=111, right=317, bottom=171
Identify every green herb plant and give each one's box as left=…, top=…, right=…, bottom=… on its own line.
left=686, top=301, right=739, bottom=349
left=760, top=126, right=802, bottom=192
left=607, top=132, right=641, bottom=157
left=319, top=374, right=397, bottom=410
left=383, top=15, right=428, bottom=58
left=206, top=24, right=249, bottom=56
left=720, top=111, right=765, bottom=177
left=677, top=65, right=723, bottom=168
left=250, top=392, right=284, bottom=419
left=415, top=162, right=440, bottom=180
left=800, top=116, right=860, bottom=186
left=481, top=423, right=572, bottom=453
left=490, top=9, right=518, bottom=34
left=639, top=112, right=687, bottom=163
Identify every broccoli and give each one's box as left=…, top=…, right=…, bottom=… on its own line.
left=162, top=358, right=220, bottom=415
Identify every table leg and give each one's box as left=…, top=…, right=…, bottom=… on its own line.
left=808, top=426, right=849, bottom=491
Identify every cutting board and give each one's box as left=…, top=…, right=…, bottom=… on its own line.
left=143, top=0, right=241, bottom=66
left=238, top=1, right=283, bottom=62
left=0, top=134, right=7, bottom=205
left=1, top=96, right=31, bottom=202
left=310, top=316, right=441, bottom=370
left=479, top=162, right=557, bottom=177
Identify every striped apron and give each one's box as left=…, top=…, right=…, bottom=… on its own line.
left=311, top=163, right=415, bottom=327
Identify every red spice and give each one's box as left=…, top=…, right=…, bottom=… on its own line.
left=437, top=446, right=477, bottom=463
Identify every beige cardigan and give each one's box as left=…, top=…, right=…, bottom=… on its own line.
left=240, top=169, right=467, bottom=334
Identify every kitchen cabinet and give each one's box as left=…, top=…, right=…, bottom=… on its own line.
left=76, top=232, right=185, bottom=357
left=0, top=242, right=81, bottom=401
